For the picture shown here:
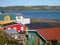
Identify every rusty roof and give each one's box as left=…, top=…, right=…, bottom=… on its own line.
left=37, top=27, right=60, bottom=42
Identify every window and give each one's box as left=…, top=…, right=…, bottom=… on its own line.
left=29, top=33, right=31, bottom=38
left=8, top=28, right=11, bottom=30
left=18, top=30, right=20, bottom=32
left=13, top=27, right=16, bottom=30
left=15, top=35, right=18, bottom=39
left=31, top=35, right=35, bottom=39
left=4, top=15, right=10, bottom=21
left=24, top=39, right=25, bottom=41
left=40, top=38, right=44, bottom=45
left=21, top=27, right=24, bottom=31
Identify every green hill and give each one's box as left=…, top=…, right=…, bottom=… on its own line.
left=3, top=6, right=60, bottom=11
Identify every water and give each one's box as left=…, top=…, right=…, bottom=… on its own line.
left=11, top=11, right=60, bottom=20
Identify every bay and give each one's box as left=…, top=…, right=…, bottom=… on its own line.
left=11, top=10, right=60, bottom=20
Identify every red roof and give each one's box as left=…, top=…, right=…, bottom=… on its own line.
left=4, top=24, right=26, bottom=32
left=37, top=27, right=60, bottom=42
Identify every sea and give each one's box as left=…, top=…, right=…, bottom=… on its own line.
left=11, top=10, right=60, bottom=20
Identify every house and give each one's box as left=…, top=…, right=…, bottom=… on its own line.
left=28, top=27, right=60, bottom=45
left=10, top=33, right=27, bottom=45
left=16, top=15, right=30, bottom=24
left=28, top=30, right=46, bottom=45
left=3, top=22, right=28, bottom=45
left=3, top=22, right=27, bottom=32
left=4, top=29, right=27, bottom=45
left=0, top=13, right=16, bottom=24
left=0, top=13, right=30, bottom=25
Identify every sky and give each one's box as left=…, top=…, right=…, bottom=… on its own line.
left=0, top=0, right=60, bottom=7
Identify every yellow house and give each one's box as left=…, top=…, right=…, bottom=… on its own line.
left=0, top=14, right=16, bottom=24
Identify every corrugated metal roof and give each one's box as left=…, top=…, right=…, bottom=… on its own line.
left=37, top=27, right=60, bottom=42
left=26, top=23, right=53, bottom=30
left=4, top=29, right=17, bottom=34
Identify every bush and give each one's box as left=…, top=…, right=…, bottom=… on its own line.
left=32, top=41, right=35, bottom=45
left=25, top=41, right=29, bottom=45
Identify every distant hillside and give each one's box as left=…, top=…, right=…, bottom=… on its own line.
left=3, top=6, right=60, bottom=11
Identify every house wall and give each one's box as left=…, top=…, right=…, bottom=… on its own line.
left=21, top=18, right=30, bottom=24
left=10, top=33, right=27, bottom=45
left=0, top=14, right=30, bottom=24
left=28, top=31, right=45, bottom=45
left=16, top=16, right=30, bottom=24
left=4, top=24, right=27, bottom=32
left=0, top=14, right=16, bottom=24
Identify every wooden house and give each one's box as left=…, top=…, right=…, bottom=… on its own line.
left=28, top=30, right=45, bottom=45
left=28, top=27, right=60, bottom=45
left=16, top=15, right=30, bottom=24
left=0, top=13, right=16, bottom=24
left=0, top=13, right=30, bottom=25
left=3, top=22, right=27, bottom=32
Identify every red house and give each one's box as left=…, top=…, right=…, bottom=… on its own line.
left=3, top=22, right=26, bottom=32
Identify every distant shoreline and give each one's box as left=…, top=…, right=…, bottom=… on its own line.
left=1, top=6, right=60, bottom=11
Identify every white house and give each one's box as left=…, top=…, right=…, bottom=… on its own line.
left=16, top=15, right=30, bottom=24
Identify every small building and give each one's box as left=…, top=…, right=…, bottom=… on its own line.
left=16, top=15, right=30, bottom=24
left=28, top=27, right=60, bottom=45
left=0, top=13, right=30, bottom=25
left=28, top=30, right=46, bottom=45
left=3, top=22, right=27, bottom=32
left=4, top=30, right=27, bottom=45
left=10, top=33, right=27, bottom=45
left=0, top=13, right=16, bottom=24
